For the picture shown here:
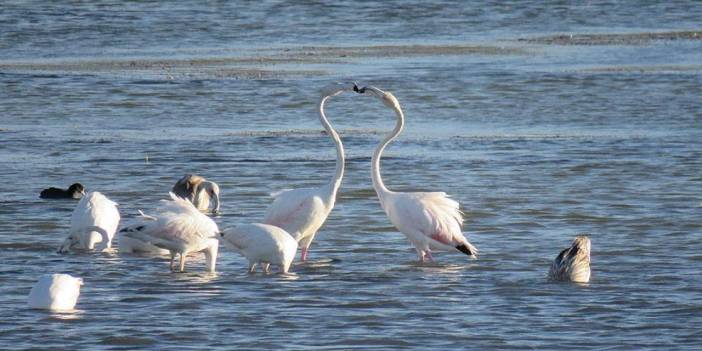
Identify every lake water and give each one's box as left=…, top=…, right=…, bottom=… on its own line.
left=1, top=1, right=701, bottom=350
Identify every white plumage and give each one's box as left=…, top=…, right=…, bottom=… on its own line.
left=58, top=191, right=120, bottom=253
left=548, top=235, right=591, bottom=283
left=359, top=86, right=478, bottom=262
left=219, top=223, right=298, bottom=273
left=117, top=211, right=170, bottom=255
left=263, top=82, right=356, bottom=262
left=27, top=274, right=83, bottom=311
left=120, top=193, right=220, bottom=272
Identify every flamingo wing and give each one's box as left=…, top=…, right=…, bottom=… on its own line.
left=263, top=188, right=328, bottom=239
left=125, top=193, right=218, bottom=246
left=387, top=192, right=475, bottom=254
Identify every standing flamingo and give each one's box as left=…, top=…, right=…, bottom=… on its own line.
left=120, top=193, right=220, bottom=272
left=262, top=82, right=357, bottom=262
left=357, top=85, right=478, bottom=262
left=219, top=223, right=298, bottom=273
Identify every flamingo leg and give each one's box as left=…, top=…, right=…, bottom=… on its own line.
left=416, top=248, right=425, bottom=263
left=169, top=252, right=176, bottom=271
left=425, top=250, right=435, bottom=263
left=263, top=263, right=271, bottom=273
left=178, top=253, right=186, bottom=272
left=249, top=263, right=257, bottom=273
left=300, top=247, right=309, bottom=262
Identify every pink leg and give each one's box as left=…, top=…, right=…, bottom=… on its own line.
left=300, top=247, right=309, bottom=262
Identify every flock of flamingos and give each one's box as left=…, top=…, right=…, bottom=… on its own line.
left=27, top=82, right=592, bottom=311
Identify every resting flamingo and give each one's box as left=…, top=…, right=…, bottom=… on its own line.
left=357, top=85, right=478, bottom=262
left=262, top=82, right=357, bottom=262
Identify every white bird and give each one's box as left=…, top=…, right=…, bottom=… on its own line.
left=357, top=85, right=478, bottom=262
left=117, top=211, right=170, bottom=255
left=262, top=82, right=356, bottom=262
left=172, top=174, right=221, bottom=214
left=28, top=274, right=83, bottom=311
left=58, top=191, right=120, bottom=253
left=219, top=223, right=298, bottom=273
left=120, top=193, right=220, bottom=272
left=548, top=235, right=591, bottom=283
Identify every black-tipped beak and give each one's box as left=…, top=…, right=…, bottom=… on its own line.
left=218, top=232, right=224, bottom=238
left=353, top=83, right=364, bottom=93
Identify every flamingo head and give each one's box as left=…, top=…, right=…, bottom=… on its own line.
left=355, top=85, right=400, bottom=109
left=320, top=81, right=360, bottom=98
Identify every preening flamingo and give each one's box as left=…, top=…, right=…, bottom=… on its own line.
left=172, top=174, right=221, bottom=214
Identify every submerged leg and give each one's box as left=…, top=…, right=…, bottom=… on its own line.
left=425, top=250, right=435, bottom=263
left=248, top=263, right=257, bottom=273
left=262, top=263, right=271, bottom=273
left=416, top=248, right=425, bottom=263
left=169, top=252, right=176, bottom=271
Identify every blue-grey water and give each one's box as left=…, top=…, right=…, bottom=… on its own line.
left=1, top=1, right=701, bottom=350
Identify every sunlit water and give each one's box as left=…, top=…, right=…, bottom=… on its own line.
left=1, top=1, right=701, bottom=350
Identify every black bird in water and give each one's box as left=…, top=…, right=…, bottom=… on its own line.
left=40, top=183, right=86, bottom=199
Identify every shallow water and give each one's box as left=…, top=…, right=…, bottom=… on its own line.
left=1, top=1, right=701, bottom=350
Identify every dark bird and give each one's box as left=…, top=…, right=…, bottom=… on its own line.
left=40, top=183, right=86, bottom=199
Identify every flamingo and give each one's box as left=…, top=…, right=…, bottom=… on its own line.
left=262, top=82, right=357, bottom=262
left=117, top=211, right=170, bottom=255
left=357, top=85, right=478, bottom=262
left=58, top=191, right=120, bottom=253
left=28, top=274, right=83, bottom=311
left=120, top=193, right=220, bottom=272
left=172, top=174, right=221, bottom=214
left=548, top=235, right=591, bottom=283
left=40, top=183, right=85, bottom=199
left=219, top=223, right=298, bottom=273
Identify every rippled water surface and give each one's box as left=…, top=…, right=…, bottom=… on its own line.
left=1, top=1, right=701, bottom=350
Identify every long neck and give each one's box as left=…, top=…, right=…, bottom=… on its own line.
left=318, top=95, right=345, bottom=192
left=372, top=104, right=404, bottom=196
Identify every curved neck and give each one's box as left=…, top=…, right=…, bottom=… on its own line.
left=318, top=95, right=345, bottom=192
left=372, top=103, right=404, bottom=196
